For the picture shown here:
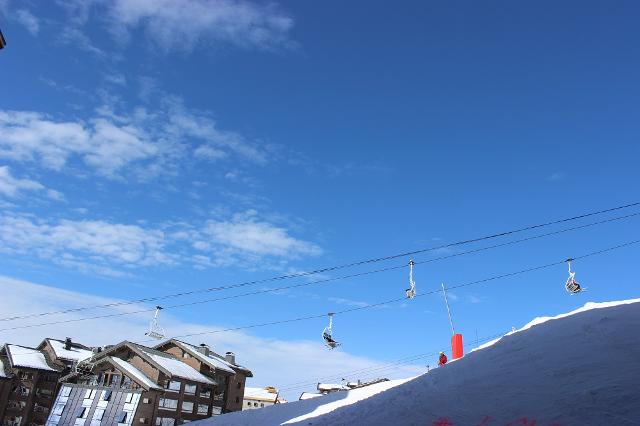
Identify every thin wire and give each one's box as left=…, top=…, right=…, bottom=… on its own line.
left=2, top=211, right=638, bottom=331
left=278, top=331, right=508, bottom=393
left=154, top=238, right=640, bottom=342
left=1, top=202, right=636, bottom=323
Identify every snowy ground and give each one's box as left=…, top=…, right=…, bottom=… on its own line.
left=195, top=299, right=640, bottom=426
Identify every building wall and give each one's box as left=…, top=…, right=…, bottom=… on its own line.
left=45, top=384, right=143, bottom=426
left=225, top=374, right=246, bottom=413
left=0, top=367, right=59, bottom=426
left=242, top=398, right=275, bottom=411
left=0, top=378, right=11, bottom=422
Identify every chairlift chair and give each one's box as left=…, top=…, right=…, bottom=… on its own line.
left=145, top=306, right=166, bottom=340
left=565, top=258, right=583, bottom=294
left=405, top=260, right=416, bottom=299
left=322, top=313, right=340, bottom=349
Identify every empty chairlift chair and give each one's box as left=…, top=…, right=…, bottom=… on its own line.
left=145, top=306, right=166, bottom=340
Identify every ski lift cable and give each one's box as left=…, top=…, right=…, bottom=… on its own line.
left=279, top=331, right=509, bottom=392
left=0, top=202, right=637, bottom=323
left=2, top=231, right=639, bottom=335
left=142, top=238, right=640, bottom=343
left=1, top=210, right=638, bottom=331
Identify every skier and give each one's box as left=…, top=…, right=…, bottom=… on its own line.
left=323, top=331, right=339, bottom=349
left=438, top=351, right=448, bottom=366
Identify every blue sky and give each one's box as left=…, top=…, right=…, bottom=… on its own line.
left=0, top=0, right=639, bottom=398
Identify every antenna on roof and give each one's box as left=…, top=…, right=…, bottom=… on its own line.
left=145, top=306, right=166, bottom=340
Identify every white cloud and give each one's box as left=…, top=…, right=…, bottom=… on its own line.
left=0, top=214, right=172, bottom=269
left=0, top=166, right=63, bottom=201
left=15, top=9, right=39, bottom=35
left=0, top=209, right=321, bottom=275
left=0, top=110, right=158, bottom=177
left=106, top=0, right=294, bottom=52
left=0, top=275, right=424, bottom=401
left=0, top=100, right=270, bottom=179
left=198, top=211, right=323, bottom=261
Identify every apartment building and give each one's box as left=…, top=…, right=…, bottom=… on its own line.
left=46, top=340, right=252, bottom=425
left=0, top=344, right=62, bottom=426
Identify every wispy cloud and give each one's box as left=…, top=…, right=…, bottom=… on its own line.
left=547, top=172, right=563, bottom=181
left=0, top=209, right=321, bottom=275
left=328, top=297, right=370, bottom=308
left=106, top=0, right=295, bottom=52
left=14, top=9, right=39, bottom=35
left=0, top=214, right=173, bottom=271
left=0, top=166, right=63, bottom=201
left=0, top=98, right=270, bottom=180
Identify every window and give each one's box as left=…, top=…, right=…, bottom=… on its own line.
left=116, top=411, right=128, bottom=423
left=155, top=418, right=176, bottom=426
left=184, top=384, right=196, bottom=395
left=165, top=380, right=181, bottom=391
left=197, top=404, right=208, bottom=415
left=76, top=407, right=87, bottom=419
left=142, top=398, right=150, bottom=404
left=93, top=409, right=105, bottom=421
left=246, top=402, right=251, bottom=406
left=123, top=376, right=133, bottom=388
left=84, top=389, right=97, bottom=399
left=211, top=406, right=222, bottom=415
left=260, top=403, right=264, bottom=408
left=158, top=398, right=178, bottom=410
left=199, top=387, right=211, bottom=398
left=253, top=402, right=258, bottom=407
left=103, top=390, right=113, bottom=401
left=125, top=392, right=134, bottom=403
left=236, top=382, right=241, bottom=390
left=52, top=404, right=65, bottom=416
left=109, top=374, right=121, bottom=387
left=19, top=371, right=33, bottom=380
left=181, top=401, right=194, bottom=413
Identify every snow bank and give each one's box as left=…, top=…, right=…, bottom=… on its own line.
left=193, top=298, right=640, bottom=426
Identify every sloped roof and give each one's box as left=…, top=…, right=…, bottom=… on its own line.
left=155, top=339, right=252, bottom=377
left=107, top=357, right=162, bottom=390
left=5, top=344, right=57, bottom=371
left=244, top=387, right=279, bottom=403
left=136, top=346, right=215, bottom=385
left=171, top=340, right=235, bottom=374
left=45, top=339, right=93, bottom=362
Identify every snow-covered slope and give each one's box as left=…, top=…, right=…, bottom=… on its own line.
left=195, top=299, right=640, bottom=426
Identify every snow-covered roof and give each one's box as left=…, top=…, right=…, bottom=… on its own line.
left=244, top=387, right=278, bottom=403
left=47, top=339, right=93, bottom=362
left=138, top=347, right=215, bottom=385
left=317, top=383, right=349, bottom=392
left=109, top=357, right=162, bottom=390
left=170, top=341, right=235, bottom=374
left=5, top=345, right=57, bottom=371
left=299, top=392, right=323, bottom=400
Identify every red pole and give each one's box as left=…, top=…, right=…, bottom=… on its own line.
left=451, top=333, right=464, bottom=359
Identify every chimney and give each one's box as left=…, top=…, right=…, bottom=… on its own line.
left=64, top=337, right=72, bottom=350
left=197, top=343, right=210, bottom=356
left=225, top=351, right=236, bottom=365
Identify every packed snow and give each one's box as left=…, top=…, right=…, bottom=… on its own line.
left=109, top=356, right=162, bottom=390
left=47, top=339, right=93, bottom=362
left=6, top=344, right=57, bottom=371
left=193, top=298, right=640, bottom=426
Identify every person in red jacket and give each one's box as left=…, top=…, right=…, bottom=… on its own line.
left=438, top=351, right=448, bottom=366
